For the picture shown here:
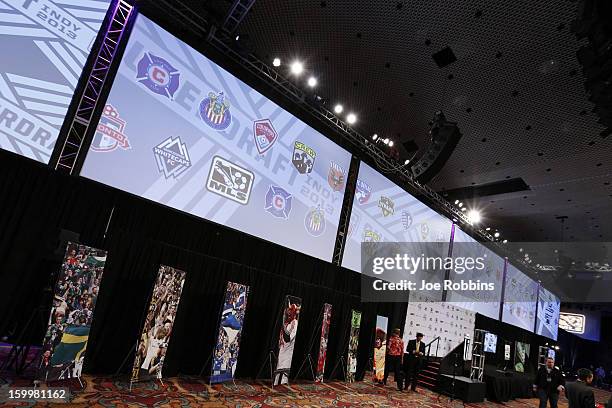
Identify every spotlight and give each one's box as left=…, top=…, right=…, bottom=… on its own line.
left=467, top=209, right=481, bottom=224
left=494, top=232, right=500, bottom=238
left=388, top=140, right=394, bottom=147
left=307, top=76, right=317, bottom=87
left=554, top=345, right=560, bottom=350
left=461, top=207, right=466, bottom=212
left=502, top=239, right=508, bottom=243
left=346, top=113, right=357, bottom=124
left=273, top=57, right=281, bottom=67
left=486, top=227, right=491, bottom=231
left=372, top=134, right=378, bottom=140
left=454, top=200, right=459, bottom=205
left=383, top=138, right=389, bottom=145
left=458, top=202, right=463, bottom=208
left=235, top=34, right=240, bottom=41
left=290, top=60, right=304, bottom=75
left=404, top=159, right=410, bottom=165
left=334, top=104, right=344, bottom=114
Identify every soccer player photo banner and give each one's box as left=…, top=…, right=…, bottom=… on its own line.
left=514, top=341, right=530, bottom=373
left=210, top=281, right=249, bottom=384
left=373, top=315, right=388, bottom=383
left=273, top=295, right=302, bottom=385
left=38, top=242, right=107, bottom=382
left=315, top=303, right=332, bottom=382
left=130, top=265, right=186, bottom=383
left=346, top=310, right=361, bottom=382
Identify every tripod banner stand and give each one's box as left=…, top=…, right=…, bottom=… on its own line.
left=37, top=242, right=107, bottom=384
left=372, top=315, right=388, bottom=383
left=346, top=310, right=361, bottom=382
left=314, top=303, right=332, bottom=382
left=272, top=295, right=302, bottom=386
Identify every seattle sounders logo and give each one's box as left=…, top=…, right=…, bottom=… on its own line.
left=136, top=52, right=180, bottom=99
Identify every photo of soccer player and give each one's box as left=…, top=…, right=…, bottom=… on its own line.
left=273, top=296, right=302, bottom=385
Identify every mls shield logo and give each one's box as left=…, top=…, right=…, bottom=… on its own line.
left=199, top=91, right=232, bottom=130
left=328, top=162, right=345, bottom=192
left=206, top=156, right=254, bottom=205
left=378, top=196, right=394, bottom=217
left=153, top=137, right=191, bottom=179
left=254, top=119, right=278, bottom=154
left=136, top=52, right=180, bottom=99
left=292, top=141, right=316, bottom=174
left=304, top=206, right=326, bottom=236
left=355, top=179, right=371, bottom=205
left=265, top=185, right=292, bottom=219
left=91, top=105, right=130, bottom=152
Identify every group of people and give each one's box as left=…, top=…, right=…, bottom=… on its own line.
left=382, top=329, right=426, bottom=392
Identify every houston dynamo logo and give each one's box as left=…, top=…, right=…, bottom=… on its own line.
left=153, top=137, right=191, bottom=179
left=91, top=105, right=130, bottom=152
left=136, top=52, right=180, bottom=99
left=206, top=156, right=254, bottom=205
left=199, top=91, right=232, bottom=130
left=265, top=185, right=292, bottom=219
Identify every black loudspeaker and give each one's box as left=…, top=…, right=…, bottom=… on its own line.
left=410, top=112, right=462, bottom=184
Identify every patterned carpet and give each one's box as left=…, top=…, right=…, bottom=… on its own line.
left=1, top=374, right=611, bottom=408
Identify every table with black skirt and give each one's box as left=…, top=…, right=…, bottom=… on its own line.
left=484, top=370, right=533, bottom=402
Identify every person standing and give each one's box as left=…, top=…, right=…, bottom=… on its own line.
left=565, top=368, right=595, bottom=408
left=404, top=332, right=425, bottom=392
left=383, top=328, right=405, bottom=390
left=533, top=357, right=565, bottom=408
left=595, top=366, right=605, bottom=388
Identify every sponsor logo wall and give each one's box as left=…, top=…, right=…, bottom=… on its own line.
left=0, top=0, right=112, bottom=163
left=80, top=14, right=352, bottom=263
left=38, top=242, right=107, bottom=382
left=131, top=265, right=186, bottom=383
left=373, top=315, right=387, bottom=383
left=346, top=309, right=361, bottom=382
left=211, top=281, right=249, bottom=384
left=315, top=303, right=332, bottom=382
left=273, top=295, right=302, bottom=385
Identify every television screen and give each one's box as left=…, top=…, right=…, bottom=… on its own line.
left=536, top=286, right=560, bottom=340
left=484, top=332, right=497, bottom=353
left=502, top=263, right=538, bottom=332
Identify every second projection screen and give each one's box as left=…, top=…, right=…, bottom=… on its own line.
left=81, top=14, right=352, bottom=262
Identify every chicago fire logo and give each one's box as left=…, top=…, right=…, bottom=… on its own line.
left=265, top=185, right=292, bottom=219
left=206, top=156, right=254, bottom=205
left=328, top=161, right=345, bottom=192
left=153, top=136, right=191, bottom=179
left=292, top=141, right=316, bottom=174
left=304, top=206, right=326, bottom=236
left=378, top=196, right=394, bottom=217
left=136, top=52, right=180, bottom=99
left=199, top=91, right=232, bottom=130
left=91, top=105, right=130, bottom=152
left=253, top=119, right=278, bottom=154
left=355, top=179, right=371, bottom=205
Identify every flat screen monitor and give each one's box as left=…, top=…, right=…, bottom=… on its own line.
left=536, top=285, right=560, bottom=340
left=484, top=332, right=497, bottom=353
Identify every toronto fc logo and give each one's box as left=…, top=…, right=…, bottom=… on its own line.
left=136, top=52, right=180, bottom=99
left=91, top=105, right=130, bottom=152
left=199, top=91, right=232, bottom=130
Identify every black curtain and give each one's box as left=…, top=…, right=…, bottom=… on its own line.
left=0, top=151, right=404, bottom=379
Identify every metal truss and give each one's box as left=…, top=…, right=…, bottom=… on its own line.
left=222, top=0, right=257, bottom=34
left=53, top=0, right=134, bottom=174
left=332, top=156, right=360, bottom=266
left=470, top=329, right=485, bottom=382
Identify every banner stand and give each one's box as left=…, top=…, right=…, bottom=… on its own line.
left=255, top=350, right=278, bottom=389
left=1, top=306, right=48, bottom=378
left=294, top=306, right=324, bottom=381
left=255, top=300, right=287, bottom=388
left=329, top=355, right=348, bottom=383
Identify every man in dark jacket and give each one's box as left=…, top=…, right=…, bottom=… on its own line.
left=404, top=332, right=425, bottom=392
left=565, top=368, right=595, bottom=408
left=533, top=357, right=565, bottom=408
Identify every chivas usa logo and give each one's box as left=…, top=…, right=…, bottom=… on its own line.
left=136, top=52, right=180, bottom=99
left=355, top=179, right=371, bottom=205
left=253, top=119, right=278, bottom=154
left=91, top=105, right=130, bottom=152
left=153, top=136, right=191, bottom=179
left=304, top=206, right=326, bottom=236
left=292, top=141, right=316, bottom=174
left=327, top=161, right=345, bottom=192
left=199, top=91, right=232, bottom=130
left=206, top=156, right=254, bottom=205
left=378, top=196, right=394, bottom=217
left=265, top=185, right=292, bottom=219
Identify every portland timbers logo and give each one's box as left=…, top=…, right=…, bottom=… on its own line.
left=378, top=196, right=394, bottom=217
left=153, top=136, right=191, bottom=179
left=292, top=141, right=316, bottom=174
left=136, top=52, right=180, bottom=99
left=199, top=91, right=232, bottom=130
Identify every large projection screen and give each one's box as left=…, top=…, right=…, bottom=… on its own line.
left=81, top=14, right=352, bottom=262
left=502, top=262, right=538, bottom=331
left=536, top=285, right=560, bottom=340
left=341, top=161, right=452, bottom=273
left=0, top=0, right=112, bottom=163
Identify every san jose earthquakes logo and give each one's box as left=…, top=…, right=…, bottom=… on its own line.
left=355, top=179, right=371, bottom=205
left=91, top=105, right=130, bottom=152
left=254, top=119, right=278, bottom=154
left=304, top=206, right=326, bottom=236
left=328, top=161, right=345, bottom=192
left=153, top=136, right=191, bottom=179
left=265, top=185, right=292, bottom=219
left=292, top=141, right=316, bottom=174
left=199, top=91, right=232, bottom=130
left=136, top=52, right=180, bottom=99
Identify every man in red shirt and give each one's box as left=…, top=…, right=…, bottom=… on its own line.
left=384, top=328, right=405, bottom=390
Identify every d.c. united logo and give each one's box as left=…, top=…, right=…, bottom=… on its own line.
left=153, top=136, right=191, bottom=179
left=254, top=119, right=278, bottom=154
left=378, top=196, right=394, bottom=217
left=91, top=105, right=130, bottom=152
left=265, top=185, right=292, bottom=219
left=355, top=179, right=371, bottom=205
left=292, top=141, right=316, bottom=174
left=199, top=91, right=232, bottom=130
left=304, top=206, right=326, bottom=236
left=136, top=52, right=180, bottom=99
left=328, top=162, right=345, bottom=192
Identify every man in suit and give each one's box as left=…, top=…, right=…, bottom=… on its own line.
left=565, top=368, right=595, bottom=408
left=533, top=357, right=565, bottom=408
left=404, top=332, right=425, bottom=392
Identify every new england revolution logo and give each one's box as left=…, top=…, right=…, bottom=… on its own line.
left=355, top=179, right=371, bottom=205
left=292, top=141, right=316, bottom=174
left=253, top=119, right=278, bottom=154
left=206, top=156, right=254, bottom=205
left=153, top=137, right=191, bottom=179
left=91, top=105, right=130, bottom=152
left=265, top=185, right=292, bottom=219
left=328, top=161, right=345, bottom=192
left=199, top=91, right=232, bottom=130
left=304, top=206, right=326, bottom=236
left=136, top=52, right=180, bottom=99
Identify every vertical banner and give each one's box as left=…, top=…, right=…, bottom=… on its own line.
left=514, top=341, right=530, bottom=372
left=346, top=310, right=361, bottom=382
left=131, top=266, right=186, bottom=383
left=210, top=282, right=250, bottom=384
left=315, top=303, right=332, bottom=382
left=373, top=315, right=388, bottom=383
left=273, top=295, right=302, bottom=385
left=38, top=243, right=107, bottom=382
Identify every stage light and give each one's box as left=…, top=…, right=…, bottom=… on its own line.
left=273, top=57, right=281, bottom=67
left=554, top=345, right=560, bottom=350
left=404, top=159, right=410, bottom=165
left=461, top=207, right=466, bottom=212
left=454, top=200, right=459, bottom=205
left=389, top=140, right=394, bottom=147
left=334, top=104, right=343, bottom=114
left=346, top=113, right=357, bottom=124
left=383, top=138, right=389, bottom=145
left=372, top=134, right=378, bottom=140
left=235, top=34, right=240, bottom=41
left=502, top=239, right=508, bottom=243
left=467, top=209, right=481, bottom=224
left=458, top=202, right=463, bottom=208
left=290, top=60, right=304, bottom=75
left=307, top=76, right=317, bottom=87
left=486, top=227, right=491, bottom=231
left=494, top=231, right=500, bottom=238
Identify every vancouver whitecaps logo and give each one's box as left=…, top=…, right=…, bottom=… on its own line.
left=136, top=52, right=180, bottom=99
left=153, top=137, right=191, bottom=179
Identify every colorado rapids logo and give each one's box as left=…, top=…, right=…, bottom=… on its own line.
left=199, top=91, right=232, bottom=130
left=328, top=161, right=345, bottom=192
left=378, top=196, right=394, bottom=217
left=253, top=119, right=278, bottom=154
left=91, top=105, right=130, bottom=152
left=153, top=136, right=191, bottom=179
left=304, top=206, right=326, bottom=236
left=136, top=52, right=180, bottom=99
left=292, top=141, right=316, bottom=174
